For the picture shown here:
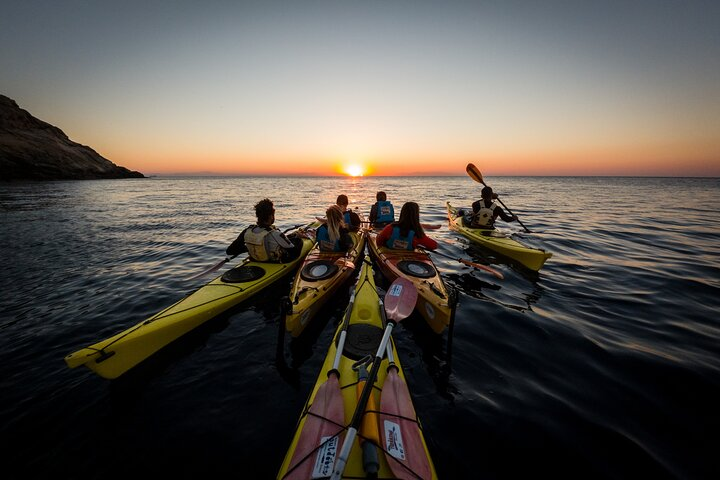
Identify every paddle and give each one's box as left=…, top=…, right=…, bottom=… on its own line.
left=283, top=266, right=365, bottom=479
left=187, top=223, right=306, bottom=281
left=420, top=246, right=504, bottom=280
left=466, top=163, right=531, bottom=232
left=330, top=277, right=418, bottom=480
left=186, top=254, right=238, bottom=281
left=360, top=220, right=440, bottom=230
left=353, top=357, right=380, bottom=476
left=378, top=301, right=433, bottom=479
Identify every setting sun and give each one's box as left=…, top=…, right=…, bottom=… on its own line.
left=344, top=164, right=365, bottom=177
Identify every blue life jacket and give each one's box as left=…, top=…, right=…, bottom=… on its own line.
left=388, top=226, right=415, bottom=250
left=343, top=211, right=352, bottom=225
left=316, top=224, right=341, bottom=252
left=375, top=201, right=394, bottom=223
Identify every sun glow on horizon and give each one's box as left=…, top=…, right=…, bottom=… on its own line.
left=344, top=164, right=365, bottom=177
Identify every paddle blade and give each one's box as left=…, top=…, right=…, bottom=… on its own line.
left=465, top=163, right=486, bottom=185
left=458, top=258, right=504, bottom=280
left=379, top=366, right=433, bottom=480
left=186, top=257, right=228, bottom=281
left=384, top=277, right=418, bottom=323
left=285, top=373, right=345, bottom=479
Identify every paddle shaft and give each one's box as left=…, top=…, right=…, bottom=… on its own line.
left=331, top=322, right=395, bottom=480
left=419, top=246, right=504, bottom=280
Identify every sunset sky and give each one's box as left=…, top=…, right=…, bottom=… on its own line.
left=2, top=1, right=719, bottom=176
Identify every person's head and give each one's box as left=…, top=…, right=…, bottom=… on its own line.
left=376, top=191, right=387, bottom=202
left=481, top=186, right=493, bottom=200
left=325, top=205, right=345, bottom=241
left=397, top=201, right=425, bottom=238
left=254, top=198, right=275, bottom=226
left=336, top=194, right=349, bottom=210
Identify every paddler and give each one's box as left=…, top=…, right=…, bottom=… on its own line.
left=335, top=194, right=362, bottom=232
left=226, top=198, right=303, bottom=262
left=469, top=186, right=517, bottom=229
left=368, top=191, right=395, bottom=229
left=376, top=202, right=438, bottom=251
left=316, top=206, right=354, bottom=252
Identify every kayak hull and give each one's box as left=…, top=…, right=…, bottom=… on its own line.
left=65, top=229, right=315, bottom=379
left=277, top=259, right=437, bottom=479
left=446, top=202, right=551, bottom=271
left=285, top=230, right=365, bottom=337
left=367, top=233, right=451, bottom=334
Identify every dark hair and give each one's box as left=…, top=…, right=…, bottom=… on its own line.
left=396, top=201, right=425, bottom=238
left=254, top=198, right=274, bottom=223
left=336, top=194, right=349, bottom=206
left=376, top=191, right=387, bottom=201
left=481, top=186, right=493, bottom=199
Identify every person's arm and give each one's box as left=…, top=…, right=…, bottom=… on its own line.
left=376, top=224, right=393, bottom=247
left=413, top=234, right=438, bottom=251
left=494, top=206, right=516, bottom=223
left=226, top=229, right=248, bottom=256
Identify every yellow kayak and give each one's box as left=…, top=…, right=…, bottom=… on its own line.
left=64, top=228, right=315, bottom=379
left=278, top=259, right=437, bottom=479
left=447, top=202, right=552, bottom=271
left=285, top=229, right=365, bottom=337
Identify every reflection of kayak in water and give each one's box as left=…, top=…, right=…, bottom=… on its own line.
left=446, top=202, right=552, bottom=271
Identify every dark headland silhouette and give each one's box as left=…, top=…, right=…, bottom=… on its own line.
left=0, top=94, right=144, bottom=180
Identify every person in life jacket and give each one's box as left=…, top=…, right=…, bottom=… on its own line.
left=226, top=198, right=303, bottom=262
left=336, top=194, right=362, bottom=232
left=368, top=191, right=395, bottom=228
left=376, top=202, right=438, bottom=251
left=316, top=206, right=353, bottom=252
left=469, top=186, right=517, bottom=229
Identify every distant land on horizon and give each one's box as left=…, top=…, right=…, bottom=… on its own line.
left=0, top=94, right=144, bottom=181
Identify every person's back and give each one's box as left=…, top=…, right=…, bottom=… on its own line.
left=316, top=206, right=352, bottom=252
left=369, top=191, right=395, bottom=228
left=226, top=198, right=302, bottom=262
left=376, top=201, right=437, bottom=251
left=470, top=186, right=516, bottom=229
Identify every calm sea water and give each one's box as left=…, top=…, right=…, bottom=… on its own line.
left=1, top=176, right=719, bottom=479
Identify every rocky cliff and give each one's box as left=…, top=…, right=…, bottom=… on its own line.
left=0, top=95, right=144, bottom=180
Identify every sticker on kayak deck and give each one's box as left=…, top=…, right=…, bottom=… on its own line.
left=424, top=302, right=436, bottom=320
left=383, top=420, right=406, bottom=460
left=311, top=435, right=339, bottom=479
left=388, top=284, right=404, bottom=297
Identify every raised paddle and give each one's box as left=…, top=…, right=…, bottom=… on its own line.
left=378, top=300, right=433, bottom=479
left=466, top=163, right=531, bottom=232
left=187, top=223, right=306, bottom=281
left=283, top=263, right=367, bottom=479
left=419, top=246, right=504, bottom=280
left=331, top=277, right=418, bottom=480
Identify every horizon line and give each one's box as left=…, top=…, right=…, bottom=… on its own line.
left=143, top=172, right=720, bottom=179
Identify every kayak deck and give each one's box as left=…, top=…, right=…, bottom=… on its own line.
left=65, top=231, right=315, bottom=379
left=367, top=232, right=452, bottom=334
left=285, top=229, right=365, bottom=337
left=446, top=201, right=551, bottom=271
left=278, top=259, right=437, bottom=479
